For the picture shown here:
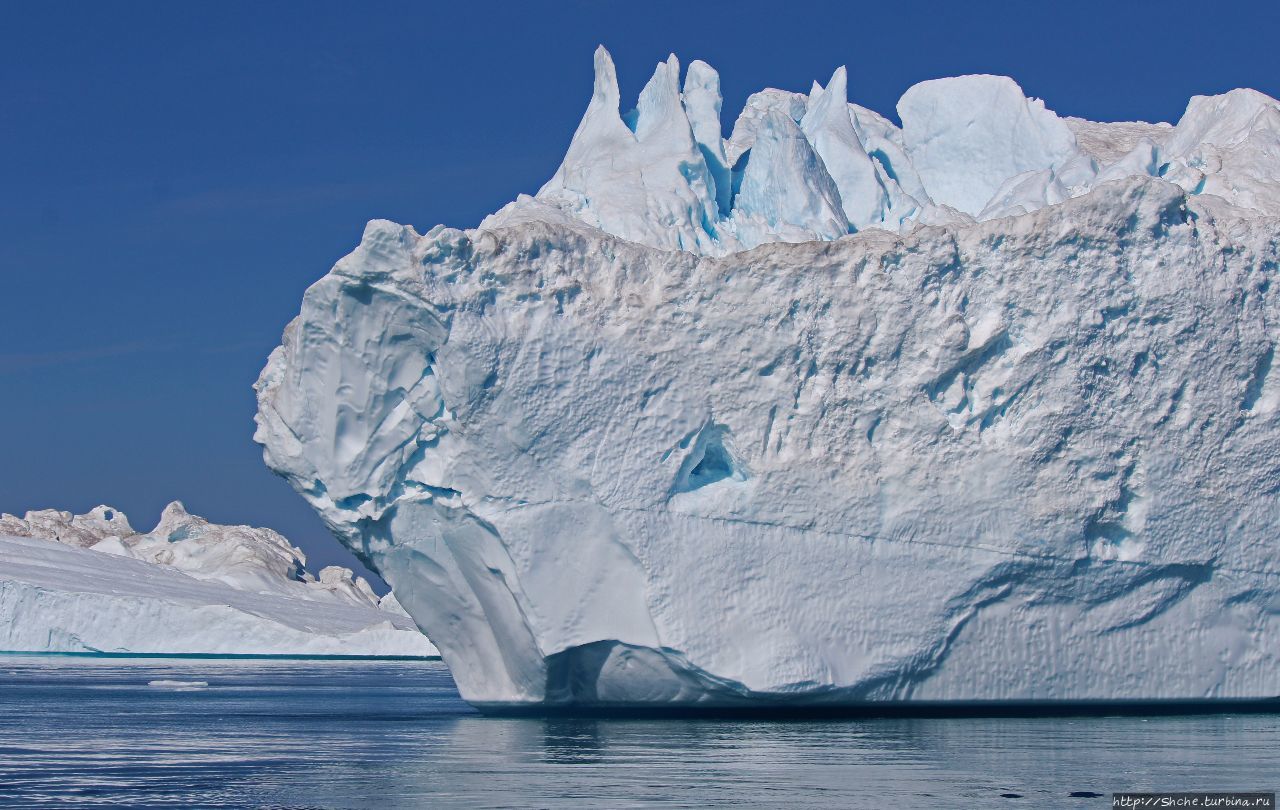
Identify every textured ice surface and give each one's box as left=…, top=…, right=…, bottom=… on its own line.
left=256, top=50, right=1280, bottom=707
left=0, top=505, right=437, bottom=657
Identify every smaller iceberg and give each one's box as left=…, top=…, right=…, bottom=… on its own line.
left=0, top=503, right=437, bottom=657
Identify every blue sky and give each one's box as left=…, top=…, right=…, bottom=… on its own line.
left=2, top=0, right=1277, bottom=582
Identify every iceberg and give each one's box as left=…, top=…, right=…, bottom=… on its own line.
left=255, top=48, right=1280, bottom=709
left=0, top=504, right=437, bottom=657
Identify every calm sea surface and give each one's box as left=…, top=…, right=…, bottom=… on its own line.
left=0, top=656, right=1275, bottom=808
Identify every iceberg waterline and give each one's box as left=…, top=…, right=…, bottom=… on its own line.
left=255, top=48, right=1280, bottom=707
left=0, top=504, right=437, bottom=657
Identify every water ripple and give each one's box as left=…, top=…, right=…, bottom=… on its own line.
left=0, top=656, right=1275, bottom=808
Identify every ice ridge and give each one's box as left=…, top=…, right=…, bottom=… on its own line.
left=486, top=47, right=1280, bottom=254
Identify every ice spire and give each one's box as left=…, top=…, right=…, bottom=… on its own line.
left=537, top=48, right=723, bottom=253
left=732, top=108, right=849, bottom=245
left=683, top=60, right=732, bottom=216
left=633, top=54, right=683, bottom=142
left=544, top=46, right=635, bottom=193
left=589, top=44, right=621, bottom=111
left=801, top=66, right=888, bottom=230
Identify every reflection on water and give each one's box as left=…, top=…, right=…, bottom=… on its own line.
left=0, top=657, right=1275, bottom=808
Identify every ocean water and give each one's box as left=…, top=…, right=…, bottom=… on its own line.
left=0, top=657, right=1275, bottom=808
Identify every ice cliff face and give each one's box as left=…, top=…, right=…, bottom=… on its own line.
left=255, top=49, right=1280, bottom=708
left=0, top=504, right=436, bottom=657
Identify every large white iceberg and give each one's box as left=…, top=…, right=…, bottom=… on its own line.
left=0, top=504, right=437, bottom=657
left=254, top=48, right=1280, bottom=709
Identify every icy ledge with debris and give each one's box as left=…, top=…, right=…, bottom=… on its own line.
left=0, top=504, right=437, bottom=657
left=256, top=47, right=1280, bottom=708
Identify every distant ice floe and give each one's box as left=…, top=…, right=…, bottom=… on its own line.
left=147, top=680, right=209, bottom=690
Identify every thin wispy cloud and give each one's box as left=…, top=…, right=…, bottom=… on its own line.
left=0, top=338, right=265, bottom=374
left=0, top=341, right=162, bottom=374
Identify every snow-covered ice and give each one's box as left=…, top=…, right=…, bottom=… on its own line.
left=0, top=505, right=437, bottom=657
left=255, top=48, right=1280, bottom=708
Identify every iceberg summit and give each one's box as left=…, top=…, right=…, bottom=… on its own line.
left=255, top=47, right=1280, bottom=709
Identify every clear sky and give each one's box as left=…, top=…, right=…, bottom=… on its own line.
left=2, top=0, right=1277, bottom=583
